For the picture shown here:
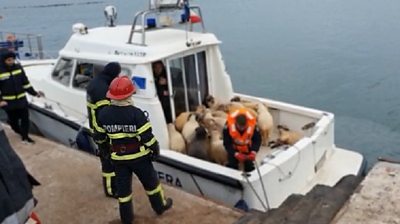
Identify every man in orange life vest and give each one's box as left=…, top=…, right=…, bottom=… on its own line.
left=223, top=108, right=262, bottom=172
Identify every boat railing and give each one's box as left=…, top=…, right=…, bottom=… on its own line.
left=0, top=31, right=51, bottom=60
left=127, top=3, right=205, bottom=46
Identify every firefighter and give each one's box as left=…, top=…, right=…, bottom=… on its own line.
left=96, top=76, right=173, bottom=224
left=86, top=62, right=121, bottom=198
left=0, top=49, right=44, bottom=144
left=223, top=108, right=262, bottom=172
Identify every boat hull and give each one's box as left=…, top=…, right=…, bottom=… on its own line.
left=28, top=102, right=366, bottom=212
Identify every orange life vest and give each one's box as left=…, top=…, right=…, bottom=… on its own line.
left=227, top=108, right=257, bottom=153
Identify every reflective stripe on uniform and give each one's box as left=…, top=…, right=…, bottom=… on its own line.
left=107, top=132, right=137, bottom=140
left=87, top=100, right=110, bottom=133
left=2, top=92, right=26, bottom=100
left=146, top=183, right=162, bottom=195
left=0, top=69, right=22, bottom=79
left=11, top=69, right=22, bottom=75
left=137, top=122, right=151, bottom=134
left=102, top=172, right=116, bottom=196
left=118, top=194, right=132, bottom=203
left=111, top=147, right=150, bottom=161
left=0, top=72, right=10, bottom=79
left=87, top=99, right=110, bottom=110
left=144, top=137, right=157, bottom=147
left=91, top=109, right=105, bottom=133
left=23, top=83, right=32, bottom=89
left=146, top=183, right=167, bottom=205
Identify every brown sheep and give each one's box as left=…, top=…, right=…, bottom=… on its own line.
left=277, top=125, right=303, bottom=145
left=256, top=103, right=274, bottom=146
left=181, top=113, right=200, bottom=144
left=187, top=126, right=210, bottom=161
left=209, top=130, right=228, bottom=165
left=167, top=123, right=186, bottom=154
left=175, top=111, right=191, bottom=132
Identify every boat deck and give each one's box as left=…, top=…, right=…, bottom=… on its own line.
left=4, top=125, right=243, bottom=224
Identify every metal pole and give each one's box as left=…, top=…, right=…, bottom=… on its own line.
left=242, top=172, right=268, bottom=211
left=36, top=35, right=44, bottom=59
left=255, top=162, right=270, bottom=210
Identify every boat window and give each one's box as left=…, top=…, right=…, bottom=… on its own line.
left=72, top=62, right=94, bottom=89
left=52, top=58, right=74, bottom=86
left=120, top=68, right=132, bottom=77
left=167, top=51, right=209, bottom=117
left=196, top=52, right=209, bottom=107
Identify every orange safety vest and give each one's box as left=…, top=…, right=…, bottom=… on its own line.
left=227, top=108, right=257, bottom=153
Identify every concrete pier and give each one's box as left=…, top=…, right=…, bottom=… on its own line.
left=4, top=126, right=243, bottom=224
left=333, top=161, right=400, bottom=224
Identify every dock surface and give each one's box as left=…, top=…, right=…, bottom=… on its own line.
left=333, top=161, right=400, bottom=224
left=4, top=126, right=243, bottom=224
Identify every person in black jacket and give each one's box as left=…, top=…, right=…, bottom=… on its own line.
left=152, top=61, right=172, bottom=123
left=0, top=122, right=41, bottom=223
left=96, top=76, right=173, bottom=224
left=86, top=62, right=121, bottom=198
left=0, top=49, right=44, bottom=144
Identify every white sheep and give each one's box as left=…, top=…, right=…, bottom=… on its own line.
left=256, top=103, right=274, bottom=146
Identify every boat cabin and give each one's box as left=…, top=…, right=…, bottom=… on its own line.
left=38, top=3, right=234, bottom=148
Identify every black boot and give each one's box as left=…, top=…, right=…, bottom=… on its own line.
left=119, top=202, right=134, bottom=224
left=159, top=198, right=173, bottom=215
left=149, top=195, right=173, bottom=215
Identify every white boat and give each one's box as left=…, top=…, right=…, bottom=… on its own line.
left=11, top=0, right=365, bottom=212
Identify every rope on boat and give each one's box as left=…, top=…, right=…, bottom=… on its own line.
left=254, top=162, right=270, bottom=210
left=242, top=171, right=268, bottom=211
left=262, top=144, right=301, bottom=182
left=190, top=174, right=204, bottom=196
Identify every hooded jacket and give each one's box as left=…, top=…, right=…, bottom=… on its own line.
left=0, top=123, right=36, bottom=224
left=86, top=62, right=121, bottom=134
left=0, top=50, right=38, bottom=110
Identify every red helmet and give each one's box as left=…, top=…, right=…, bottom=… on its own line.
left=106, top=76, right=136, bottom=100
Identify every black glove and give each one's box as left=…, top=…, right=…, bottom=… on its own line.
left=150, top=143, right=160, bottom=161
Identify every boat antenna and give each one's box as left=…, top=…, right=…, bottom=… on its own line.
left=182, top=0, right=191, bottom=46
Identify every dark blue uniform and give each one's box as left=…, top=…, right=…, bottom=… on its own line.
left=86, top=62, right=120, bottom=197
left=0, top=51, right=39, bottom=141
left=96, top=104, right=172, bottom=224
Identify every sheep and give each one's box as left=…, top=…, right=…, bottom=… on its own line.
left=256, top=103, right=274, bottom=146
left=277, top=125, right=303, bottom=145
left=209, top=130, right=228, bottom=165
left=204, top=95, right=221, bottom=111
left=175, top=111, right=191, bottom=132
left=167, top=123, right=186, bottom=154
left=181, top=113, right=200, bottom=144
left=230, top=96, right=258, bottom=111
left=211, top=110, right=227, bottom=119
left=187, top=126, right=210, bottom=161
